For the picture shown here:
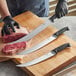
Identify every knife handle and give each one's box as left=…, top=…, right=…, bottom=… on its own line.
left=53, top=27, right=69, bottom=37
left=53, top=43, right=71, bottom=54
left=49, top=14, right=57, bottom=22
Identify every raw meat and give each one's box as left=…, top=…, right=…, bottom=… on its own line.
left=2, top=41, right=27, bottom=55
left=0, top=27, right=28, bottom=43
left=2, top=33, right=27, bottom=43
left=0, top=26, right=29, bottom=55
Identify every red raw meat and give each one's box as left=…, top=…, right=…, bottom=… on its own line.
left=0, top=26, right=28, bottom=43
left=0, top=27, right=29, bottom=55
left=2, top=41, right=27, bottom=55
left=2, top=33, right=27, bottom=43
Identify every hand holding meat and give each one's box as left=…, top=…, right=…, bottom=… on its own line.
left=1, top=16, right=20, bottom=36
left=55, top=0, right=68, bottom=18
left=0, top=27, right=29, bottom=55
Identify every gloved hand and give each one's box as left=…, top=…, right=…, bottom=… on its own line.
left=1, top=16, right=20, bottom=36
left=55, top=0, right=68, bottom=18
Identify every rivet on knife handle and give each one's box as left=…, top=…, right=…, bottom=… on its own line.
left=53, top=27, right=69, bottom=37
left=53, top=43, right=71, bottom=54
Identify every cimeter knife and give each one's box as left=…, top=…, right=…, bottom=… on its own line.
left=8, top=15, right=57, bottom=44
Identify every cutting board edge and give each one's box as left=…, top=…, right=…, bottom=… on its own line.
left=46, top=56, right=76, bottom=76
left=12, top=55, right=76, bottom=76
left=12, top=59, right=34, bottom=76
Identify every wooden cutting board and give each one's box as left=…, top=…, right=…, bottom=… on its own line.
left=0, top=11, right=76, bottom=76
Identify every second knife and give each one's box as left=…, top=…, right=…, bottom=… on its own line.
left=18, top=27, right=69, bottom=55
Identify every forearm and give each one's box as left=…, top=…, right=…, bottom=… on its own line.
left=0, top=0, right=10, bottom=19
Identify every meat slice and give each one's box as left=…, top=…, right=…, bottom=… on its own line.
left=0, top=27, right=28, bottom=43
left=2, top=33, right=27, bottom=43
left=0, top=26, right=29, bottom=55
left=2, top=41, right=27, bottom=55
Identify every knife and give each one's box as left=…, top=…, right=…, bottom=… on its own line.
left=18, top=27, right=69, bottom=55
left=16, top=43, right=70, bottom=67
left=8, top=15, right=57, bottom=44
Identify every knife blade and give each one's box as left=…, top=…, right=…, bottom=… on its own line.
left=8, top=15, right=57, bottom=45
left=16, top=43, right=70, bottom=67
left=18, top=27, right=69, bottom=55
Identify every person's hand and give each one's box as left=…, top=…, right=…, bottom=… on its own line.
left=1, top=16, right=20, bottom=36
left=55, top=0, right=68, bottom=18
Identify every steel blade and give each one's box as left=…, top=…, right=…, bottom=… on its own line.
left=16, top=52, right=55, bottom=67
left=16, top=43, right=70, bottom=67
left=8, top=19, right=52, bottom=44
left=18, top=36, right=56, bottom=55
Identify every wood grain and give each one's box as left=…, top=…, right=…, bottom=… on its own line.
left=0, top=11, right=76, bottom=76
left=53, top=64, right=76, bottom=76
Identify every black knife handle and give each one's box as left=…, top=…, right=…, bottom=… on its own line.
left=53, top=27, right=69, bottom=37
left=49, top=14, right=57, bottom=22
left=52, top=43, right=71, bottom=54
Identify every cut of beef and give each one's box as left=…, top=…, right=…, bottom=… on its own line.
left=2, top=41, right=27, bottom=55
left=0, top=26, right=29, bottom=55
left=0, top=26, right=28, bottom=43
left=2, top=33, right=27, bottom=43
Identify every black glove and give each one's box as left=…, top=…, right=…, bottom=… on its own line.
left=55, top=0, right=68, bottom=18
left=1, top=16, right=20, bottom=36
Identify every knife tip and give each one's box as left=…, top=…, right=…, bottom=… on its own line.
left=16, top=64, right=24, bottom=67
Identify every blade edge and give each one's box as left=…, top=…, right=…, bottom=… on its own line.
left=16, top=52, right=55, bottom=67
left=8, top=20, right=52, bottom=44
left=18, top=36, right=56, bottom=55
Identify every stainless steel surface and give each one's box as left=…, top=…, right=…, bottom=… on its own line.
left=17, top=52, right=55, bottom=67
left=18, top=36, right=56, bottom=55
left=8, top=19, right=53, bottom=44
